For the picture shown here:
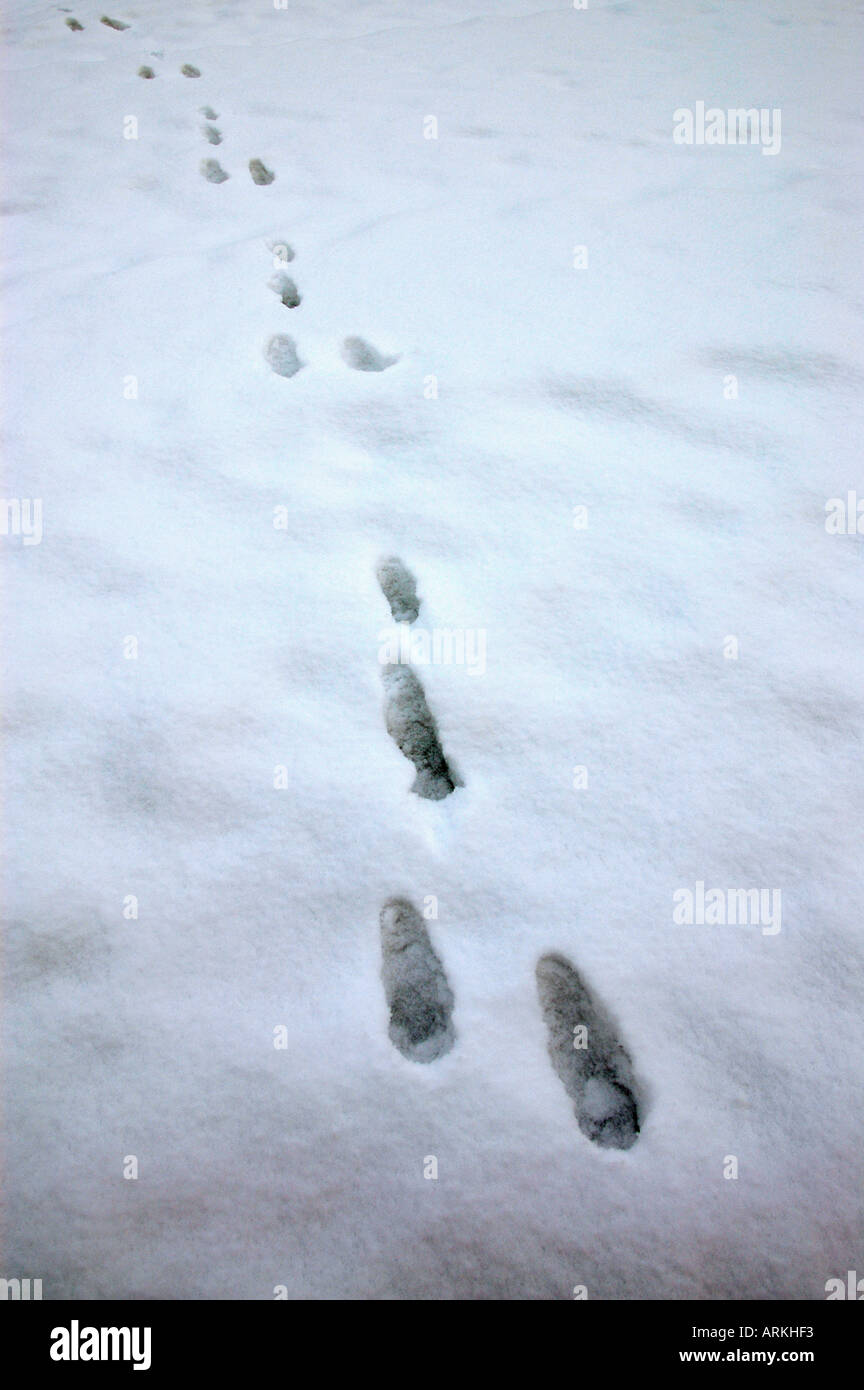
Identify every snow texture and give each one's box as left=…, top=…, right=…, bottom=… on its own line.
left=2, top=0, right=863, bottom=1300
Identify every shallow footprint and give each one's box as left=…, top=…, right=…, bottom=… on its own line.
left=181, top=64, right=201, bottom=78
left=138, top=66, right=155, bottom=79
left=200, top=106, right=219, bottom=120
left=249, top=159, right=275, bottom=185
left=377, top=556, right=420, bottom=624
left=535, top=953, right=639, bottom=1151
left=380, top=898, right=455, bottom=1063
left=100, top=16, right=129, bottom=30
left=265, top=335, right=303, bottom=378
left=268, top=273, right=301, bottom=308
left=342, top=336, right=399, bottom=372
left=202, top=125, right=222, bottom=145
left=267, top=238, right=295, bottom=265
left=381, top=663, right=457, bottom=800
left=200, top=158, right=229, bottom=184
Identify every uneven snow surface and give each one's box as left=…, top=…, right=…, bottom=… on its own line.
left=3, top=0, right=863, bottom=1299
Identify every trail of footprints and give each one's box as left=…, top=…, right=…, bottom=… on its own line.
left=374, top=560, right=641, bottom=1150
left=64, top=11, right=397, bottom=379
left=63, top=6, right=641, bottom=1149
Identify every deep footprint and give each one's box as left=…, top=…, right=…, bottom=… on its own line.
left=269, top=273, right=301, bottom=308
left=536, top=953, right=639, bottom=1151
left=342, top=336, right=399, bottom=372
left=181, top=64, right=201, bottom=77
left=66, top=18, right=84, bottom=30
left=380, top=898, right=455, bottom=1063
left=249, top=159, right=275, bottom=185
left=138, top=66, right=155, bottom=79
left=381, top=663, right=456, bottom=800
left=100, top=16, right=129, bottom=30
left=202, top=125, right=222, bottom=145
left=265, top=335, right=303, bottom=378
left=200, top=159, right=229, bottom=184
left=377, top=556, right=420, bottom=624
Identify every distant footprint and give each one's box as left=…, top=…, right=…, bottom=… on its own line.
left=181, top=64, right=201, bottom=78
left=268, top=272, right=301, bottom=308
left=265, top=335, right=303, bottom=378
left=380, top=898, right=455, bottom=1063
left=249, top=159, right=275, bottom=186
left=66, top=18, right=84, bottom=30
left=202, top=124, right=222, bottom=145
left=138, top=66, right=155, bottom=79
left=381, top=663, right=457, bottom=800
left=536, top=953, right=639, bottom=1151
left=100, top=15, right=129, bottom=30
left=377, top=556, right=420, bottom=624
left=200, top=158, right=229, bottom=184
left=342, top=336, right=399, bottom=373
left=200, top=106, right=219, bottom=120
left=267, top=239, right=295, bottom=265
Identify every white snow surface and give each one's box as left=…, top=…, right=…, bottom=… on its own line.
left=2, top=0, right=863, bottom=1299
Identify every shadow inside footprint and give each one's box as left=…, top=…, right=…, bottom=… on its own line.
left=381, top=663, right=457, bottom=800
left=66, top=18, right=84, bottom=30
left=265, top=335, right=303, bottom=379
left=342, top=336, right=399, bottom=372
left=536, top=953, right=640, bottom=1151
left=380, top=898, right=455, bottom=1063
left=249, top=159, right=275, bottom=185
left=377, top=556, right=420, bottom=624
left=202, top=125, right=222, bottom=145
left=200, top=106, right=218, bottom=120
left=200, top=159, right=229, bottom=184
left=268, top=273, right=301, bottom=308
left=138, top=65, right=155, bottom=79
left=100, top=16, right=129, bottom=30
left=181, top=64, right=201, bottom=77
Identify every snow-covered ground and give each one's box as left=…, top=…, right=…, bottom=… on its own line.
left=2, top=0, right=863, bottom=1299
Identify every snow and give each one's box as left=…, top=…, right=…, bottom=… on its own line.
left=2, top=0, right=862, bottom=1299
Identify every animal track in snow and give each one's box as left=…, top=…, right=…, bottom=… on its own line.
left=265, top=335, right=303, bottom=379
left=249, top=159, right=275, bottom=185
left=536, top=953, right=639, bottom=1150
left=341, top=336, right=399, bottom=372
left=380, top=898, right=455, bottom=1063
left=377, top=556, right=420, bottom=624
left=100, top=15, right=129, bottom=30
left=138, top=65, right=155, bottom=79
left=181, top=64, right=201, bottom=78
left=381, top=663, right=457, bottom=800
left=268, top=273, right=301, bottom=308
left=200, top=158, right=229, bottom=184
left=202, top=124, right=222, bottom=145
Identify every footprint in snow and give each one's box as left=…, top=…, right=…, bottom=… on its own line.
left=377, top=556, right=420, bottom=624
left=265, top=335, right=303, bottom=378
left=249, top=159, right=275, bottom=186
left=268, top=239, right=295, bottom=266
left=342, top=336, right=399, bottom=372
left=138, top=66, right=155, bottom=79
left=380, top=898, right=455, bottom=1063
left=269, top=272, right=301, bottom=308
left=181, top=64, right=201, bottom=78
left=381, top=663, right=457, bottom=801
left=202, top=125, right=222, bottom=145
left=200, top=106, right=219, bottom=120
left=66, top=18, right=84, bottom=30
left=100, top=15, right=129, bottom=29
left=536, top=953, right=640, bottom=1150
left=200, top=158, right=229, bottom=184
